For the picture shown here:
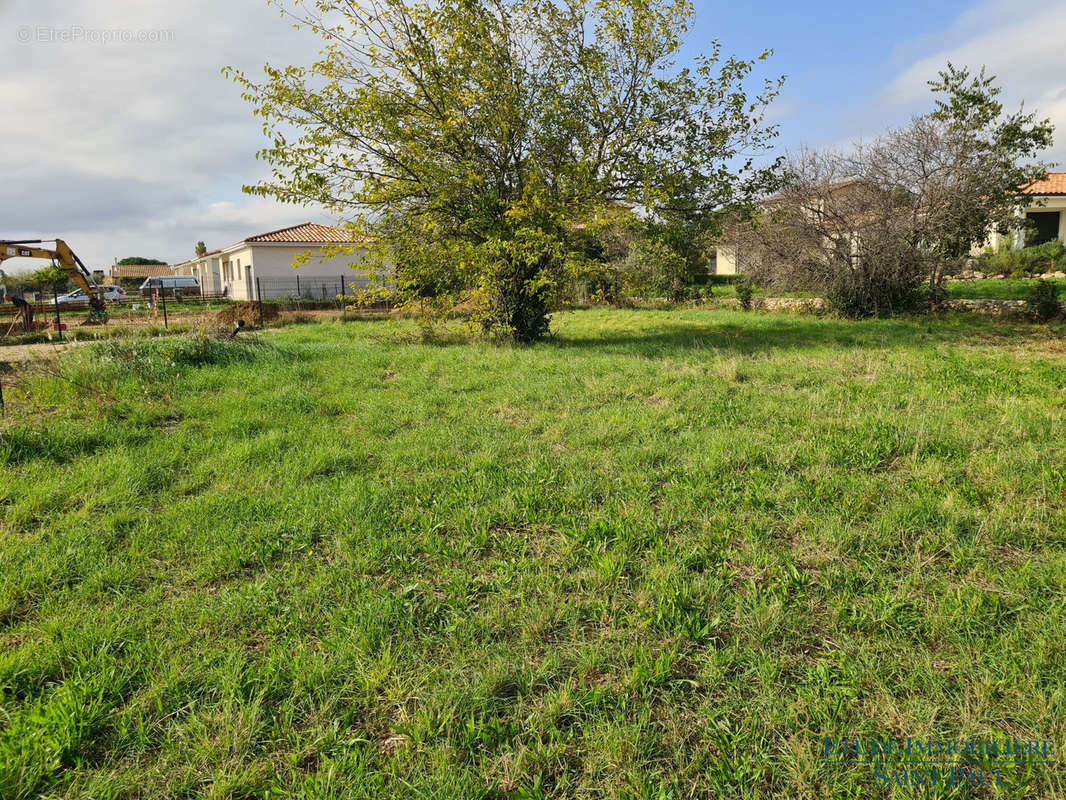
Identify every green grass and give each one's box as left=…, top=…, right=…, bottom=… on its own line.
left=706, top=284, right=815, bottom=300
left=703, top=278, right=1065, bottom=302
left=1, top=310, right=1065, bottom=798
left=945, top=278, right=1066, bottom=301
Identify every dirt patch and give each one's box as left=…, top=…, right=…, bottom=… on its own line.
left=0, top=340, right=88, bottom=364
left=216, top=302, right=279, bottom=325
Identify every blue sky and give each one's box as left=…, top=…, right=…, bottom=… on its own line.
left=688, top=0, right=976, bottom=147
left=1, top=0, right=1064, bottom=267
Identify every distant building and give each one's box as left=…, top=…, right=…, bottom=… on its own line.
left=714, top=178, right=880, bottom=275
left=715, top=174, right=1066, bottom=274
left=171, top=222, right=366, bottom=300
left=109, top=263, right=176, bottom=281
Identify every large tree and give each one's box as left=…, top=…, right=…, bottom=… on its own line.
left=229, top=0, right=782, bottom=340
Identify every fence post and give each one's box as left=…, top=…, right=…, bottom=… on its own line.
left=53, top=286, right=62, bottom=342
left=160, top=288, right=168, bottom=330
left=256, top=277, right=263, bottom=327
left=296, top=274, right=300, bottom=300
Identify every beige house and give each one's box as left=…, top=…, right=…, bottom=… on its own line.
left=172, top=222, right=366, bottom=300
left=713, top=178, right=875, bottom=275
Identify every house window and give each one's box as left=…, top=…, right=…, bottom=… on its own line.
left=1027, top=211, right=1061, bottom=246
left=236, top=258, right=241, bottom=280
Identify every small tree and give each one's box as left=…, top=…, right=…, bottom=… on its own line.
left=195, top=241, right=208, bottom=257
left=229, top=0, right=783, bottom=341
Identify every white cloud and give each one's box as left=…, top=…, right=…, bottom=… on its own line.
left=0, top=0, right=332, bottom=269
left=879, top=0, right=1066, bottom=166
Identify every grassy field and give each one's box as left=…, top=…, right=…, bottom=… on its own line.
left=1, top=309, right=1065, bottom=798
left=706, top=278, right=1066, bottom=302
left=944, top=279, right=1066, bottom=301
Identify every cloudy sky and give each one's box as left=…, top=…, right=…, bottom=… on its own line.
left=1, top=0, right=1064, bottom=269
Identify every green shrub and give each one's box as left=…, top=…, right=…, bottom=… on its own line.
left=735, top=277, right=755, bottom=311
left=619, top=239, right=692, bottom=301
left=920, top=280, right=949, bottom=310
left=86, top=334, right=277, bottom=381
left=707, top=274, right=740, bottom=286
left=1021, top=239, right=1066, bottom=272
left=825, top=272, right=922, bottom=319
left=977, top=239, right=1066, bottom=276
left=685, top=284, right=709, bottom=302
left=1026, top=279, right=1062, bottom=322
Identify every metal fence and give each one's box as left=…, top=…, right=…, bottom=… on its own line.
left=0, top=275, right=382, bottom=341
left=0, top=289, right=240, bottom=339
left=253, top=274, right=369, bottom=301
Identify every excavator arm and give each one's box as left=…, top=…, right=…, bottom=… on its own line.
left=0, top=238, right=107, bottom=320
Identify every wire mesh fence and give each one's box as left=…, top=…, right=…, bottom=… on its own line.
left=0, top=273, right=383, bottom=342
left=0, top=290, right=236, bottom=339
left=253, top=274, right=370, bottom=301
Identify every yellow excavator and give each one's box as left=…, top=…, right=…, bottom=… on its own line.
left=0, top=238, right=108, bottom=323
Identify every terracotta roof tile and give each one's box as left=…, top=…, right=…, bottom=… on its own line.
left=109, top=263, right=175, bottom=278
left=243, top=222, right=361, bottom=244
left=1021, top=172, right=1066, bottom=195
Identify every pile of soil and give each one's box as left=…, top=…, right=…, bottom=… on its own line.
left=216, top=302, right=279, bottom=325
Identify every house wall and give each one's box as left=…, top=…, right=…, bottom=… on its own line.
left=714, top=245, right=739, bottom=275
left=186, top=256, right=223, bottom=295
left=177, top=243, right=372, bottom=300
left=979, top=197, right=1066, bottom=254
left=218, top=246, right=255, bottom=301
left=237, top=244, right=369, bottom=300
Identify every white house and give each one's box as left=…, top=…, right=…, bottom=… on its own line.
left=173, top=222, right=367, bottom=300
left=983, top=172, right=1066, bottom=252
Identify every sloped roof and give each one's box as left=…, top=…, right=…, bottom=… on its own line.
left=243, top=222, right=361, bottom=244
left=109, top=263, right=175, bottom=278
left=1021, top=172, right=1066, bottom=196
left=170, top=250, right=222, bottom=270
left=167, top=224, right=362, bottom=269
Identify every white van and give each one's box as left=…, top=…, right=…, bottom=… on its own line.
left=139, top=275, right=201, bottom=297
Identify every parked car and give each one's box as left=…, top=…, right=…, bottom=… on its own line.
left=139, top=275, right=201, bottom=298
left=55, top=285, right=127, bottom=304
